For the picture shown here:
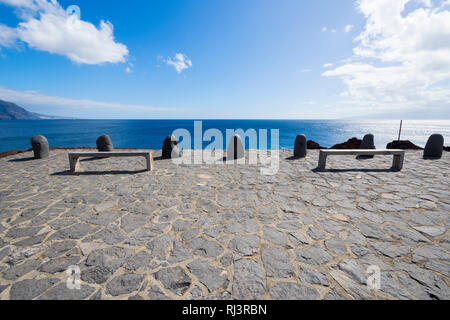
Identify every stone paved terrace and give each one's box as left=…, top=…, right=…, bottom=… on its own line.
left=0, top=149, right=449, bottom=300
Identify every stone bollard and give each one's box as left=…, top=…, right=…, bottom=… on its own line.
left=359, top=134, right=376, bottom=158
left=294, top=134, right=307, bottom=158
left=96, top=135, right=114, bottom=152
left=423, top=134, right=444, bottom=159
left=30, top=135, right=49, bottom=159
left=227, top=134, right=244, bottom=160
left=162, top=134, right=183, bottom=159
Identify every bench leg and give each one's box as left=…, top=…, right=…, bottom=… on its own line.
left=69, top=155, right=82, bottom=172
left=318, top=152, right=327, bottom=170
left=145, top=153, right=154, bottom=171
left=392, top=154, right=404, bottom=171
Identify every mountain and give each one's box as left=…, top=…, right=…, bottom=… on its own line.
left=0, top=100, right=70, bottom=120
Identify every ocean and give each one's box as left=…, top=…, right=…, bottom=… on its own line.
left=0, top=119, right=449, bottom=152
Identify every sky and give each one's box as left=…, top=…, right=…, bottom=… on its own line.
left=0, top=0, right=449, bottom=119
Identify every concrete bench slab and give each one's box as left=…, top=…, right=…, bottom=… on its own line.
left=318, top=149, right=405, bottom=171
left=68, top=151, right=154, bottom=173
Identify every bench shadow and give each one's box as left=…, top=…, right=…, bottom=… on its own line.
left=285, top=156, right=307, bottom=161
left=51, top=169, right=148, bottom=176
left=423, top=156, right=442, bottom=160
left=312, top=167, right=398, bottom=173
left=80, top=157, right=104, bottom=162
left=8, top=157, right=35, bottom=162
left=356, top=155, right=374, bottom=160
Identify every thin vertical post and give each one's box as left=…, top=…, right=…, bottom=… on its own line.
left=398, top=120, right=403, bottom=141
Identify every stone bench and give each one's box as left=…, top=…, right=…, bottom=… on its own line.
left=68, top=151, right=154, bottom=173
left=318, top=149, right=405, bottom=171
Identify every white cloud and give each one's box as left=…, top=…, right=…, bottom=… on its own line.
left=321, top=26, right=328, bottom=32
left=323, top=63, right=333, bottom=68
left=345, top=24, right=354, bottom=32
left=0, top=86, right=167, bottom=112
left=0, top=0, right=128, bottom=64
left=166, top=53, right=192, bottom=73
left=0, top=24, right=17, bottom=46
left=323, top=0, right=450, bottom=114
left=125, top=67, right=132, bottom=73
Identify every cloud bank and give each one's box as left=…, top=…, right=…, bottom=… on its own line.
left=0, top=86, right=166, bottom=112
left=0, top=0, right=128, bottom=64
left=323, top=0, right=450, bottom=115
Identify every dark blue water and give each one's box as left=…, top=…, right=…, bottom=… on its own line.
left=1, top=119, right=449, bottom=152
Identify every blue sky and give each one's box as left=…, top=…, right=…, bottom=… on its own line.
left=0, top=0, right=449, bottom=119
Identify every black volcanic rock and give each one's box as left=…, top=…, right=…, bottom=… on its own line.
left=307, top=140, right=326, bottom=150
left=331, top=138, right=361, bottom=150
left=386, top=140, right=423, bottom=150
left=444, top=146, right=450, bottom=152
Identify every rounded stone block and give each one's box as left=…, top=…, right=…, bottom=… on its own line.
left=360, top=134, right=375, bottom=149
left=424, top=134, right=444, bottom=159
left=359, top=134, right=375, bottom=158
left=30, top=135, right=49, bottom=159
left=162, top=134, right=183, bottom=159
left=96, top=135, right=114, bottom=152
left=227, top=135, right=245, bottom=160
left=294, top=134, right=307, bottom=158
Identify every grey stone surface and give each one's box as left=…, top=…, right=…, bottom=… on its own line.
left=154, top=266, right=191, bottom=296
left=10, top=278, right=59, bottom=300
left=6, top=226, right=43, bottom=239
left=228, top=235, right=260, bottom=256
left=38, top=283, right=96, bottom=300
left=325, top=238, right=347, bottom=255
left=187, top=259, right=229, bottom=293
left=148, top=285, right=170, bottom=300
left=187, top=237, right=224, bottom=258
left=371, top=242, right=411, bottom=258
left=261, top=245, right=295, bottom=278
left=125, top=251, right=153, bottom=271
left=82, top=246, right=133, bottom=284
left=413, top=226, right=446, bottom=237
left=232, top=259, right=266, bottom=300
left=106, top=274, right=145, bottom=296
left=263, top=226, right=289, bottom=247
left=39, top=256, right=80, bottom=274
left=0, top=149, right=449, bottom=300
left=2, top=259, right=41, bottom=280
left=269, top=282, right=319, bottom=300
left=298, top=267, right=329, bottom=286
left=168, top=240, right=193, bottom=263
left=338, top=259, right=367, bottom=284
left=295, top=245, right=333, bottom=265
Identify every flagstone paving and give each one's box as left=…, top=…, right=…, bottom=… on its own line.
left=0, top=149, right=449, bottom=300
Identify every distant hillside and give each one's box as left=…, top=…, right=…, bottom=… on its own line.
left=0, top=99, right=71, bottom=120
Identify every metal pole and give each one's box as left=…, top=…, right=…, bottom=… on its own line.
left=398, top=120, right=403, bottom=141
